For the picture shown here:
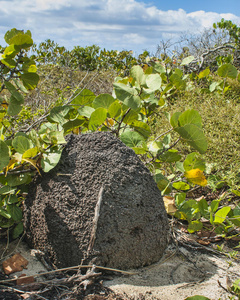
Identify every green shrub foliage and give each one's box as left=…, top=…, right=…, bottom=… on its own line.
left=0, top=26, right=239, bottom=239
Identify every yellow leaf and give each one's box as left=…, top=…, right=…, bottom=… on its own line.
left=22, top=158, right=40, bottom=175
left=104, top=118, right=115, bottom=127
left=185, top=168, right=207, bottom=186
left=5, top=158, right=18, bottom=173
left=163, top=196, right=177, bottom=215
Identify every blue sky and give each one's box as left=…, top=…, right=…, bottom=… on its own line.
left=0, top=0, right=239, bottom=55
left=139, top=0, right=240, bottom=14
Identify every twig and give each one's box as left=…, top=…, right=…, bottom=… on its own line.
left=154, top=128, right=173, bottom=142
left=0, top=232, right=25, bottom=262
left=87, top=186, right=104, bottom=255
left=0, top=264, right=137, bottom=284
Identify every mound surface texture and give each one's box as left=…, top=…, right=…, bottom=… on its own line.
left=24, top=132, right=169, bottom=269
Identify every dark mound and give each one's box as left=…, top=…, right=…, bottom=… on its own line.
left=24, top=132, right=169, bottom=269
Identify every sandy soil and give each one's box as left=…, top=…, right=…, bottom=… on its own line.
left=0, top=237, right=239, bottom=300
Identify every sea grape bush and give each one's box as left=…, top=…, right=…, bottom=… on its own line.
left=0, top=27, right=240, bottom=239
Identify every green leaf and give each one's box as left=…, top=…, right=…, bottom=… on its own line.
left=0, top=140, right=10, bottom=171
left=1, top=58, right=16, bottom=68
left=198, top=198, right=208, bottom=217
left=22, top=147, right=39, bottom=159
left=7, top=96, right=23, bottom=116
left=108, top=101, right=122, bottom=119
left=217, top=63, right=238, bottom=79
left=12, top=136, right=31, bottom=154
left=63, top=118, right=85, bottom=134
left=48, top=106, right=72, bottom=125
left=122, top=109, right=138, bottom=124
left=93, top=94, right=115, bottom=109
left=41, top=147, right=62, bottom=172
left=12, top=222, right=24, bottom=239
left=172, top=110, right=207, bottom=153
left=78, top=106, right=95, bottom=118
left=146, top=74, right=162, bottom=91
left=71, top=89, right=95, bottom=107
left=210, top=200, right=220, bottom=213
left=120, top=131, right=145, bottom=148
left=20, top=73, right=39, bottom=90
left=0, top=173, right=32, bottom=187
left=131, top=120, right=151, bottom=139
left=0, top=208, right=11, bottom=219
left=187, top=220, right=203, bottom=233
left=4, top=28, right=23, bottom=44
left=159, top=149, right=181, bottom=163
left=172, top=181, right=190, bottom=191
left=209, top=81, right=220, bottom=92
left=152, top=62, right=166, bottom=74
left=132, top=147, right=147, bottom=155
left=181, top=56, right=195, bottom=66
left=170, top=112, right=181, bottom=128
left=183, top=152, right=205, bottom=171
left=232, top=190, right=240, bottom=197
left=8, top=32, right=33, bottom=48
left=147, top=141, right=163, bottom=154
left=175, top=192, right=186, bottom=206
left=178, top=109, right=202, bottom=128
left=88, top=107, right=107, bottom=131
left=114, top=82, right=141, bottom=110
left=198, top=68, right=210, bottom=79
left=0, top=186, right=15, bottom=195
left=7, top=204, right=22, bottom=221
left=130, top=65, right=146, bottom=86
left=154, top=173, right=172, bottom=194
left=8, top=194, right=19, bottom=204
left=4, top=81, right=24, bottom=102
left=175, top=125, right=207, bottom=154
left=170, top=74, right=186, bottom=90
left=214, top=206, right=231, bottom=223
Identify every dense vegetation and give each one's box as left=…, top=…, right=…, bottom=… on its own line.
left=0, top=20, right=240, bottom=264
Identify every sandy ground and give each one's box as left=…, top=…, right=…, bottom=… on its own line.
left=0, top=238, right=239, bottom=300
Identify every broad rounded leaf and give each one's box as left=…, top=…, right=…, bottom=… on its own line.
left=185, top=168, right=207, bottom=186
left=176, top=124, right=208, bottom=154
left=0, top=140, right=10, bottom=171
left=71, top=89, right=95, bottom=106
left=20, top=73, right=39, bottom=90
left=130, top=65, right=146, bottom=86
left=12, top=222, right=24, bottom=239
left=114, top=82, right=141, bottom=110
left=181, top=56, right=195, bottom=66
left=7, top=96, right=22, bottom=116
left=159, top=150, right=181, bottom=163
left=41, top=147, right=62, bottom=173
left=198, top=68, right=210, bottom=79
left=88, top=107, right=107, bottom=131
left=187, top=220, right=203, bottom=233
left=12, top=136, right=31, bottom=154
left=78, top=106, right=95, bottom=118
left=217, top=63, right=238, bottom=79
left=172, top=181, right=190, bottom=191
left=146, top=74, right=162, bottom=91
left=178, top=109, right=203, bottom=128
left=108, top=101, right=122, bottom=118
left=183, top=152, right=205, bottom=171
left=4, top=81, right=24, bottom=102
left=131, top=120, right=151, bottom=139
left=120, top=131, right=144, bottom=148
left=93, top=94, right=115, bottom=109
left=7, top=204, right=22, bottom=222
left=214, top=206, right=231, bottom=223
left=48, top=106, right=72, bottom=125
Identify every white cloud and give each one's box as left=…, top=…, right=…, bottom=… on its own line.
left=0, top=0, right=239, bottom=54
